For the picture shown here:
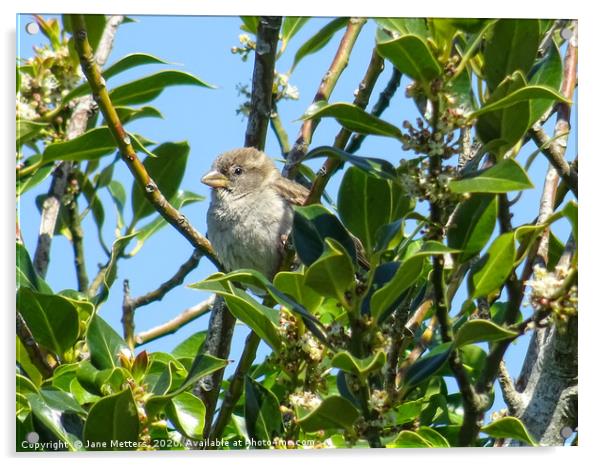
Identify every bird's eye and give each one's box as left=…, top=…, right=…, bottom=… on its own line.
left=233, top=166, right=243, bottom=176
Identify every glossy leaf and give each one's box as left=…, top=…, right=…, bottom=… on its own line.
left=563, top=200, right=578, bottom=242
left=469, top=232, right=516, bottom=299
left=17, top=157, right=54, bottom=196
left=166, top=392, right=206, bottom=440
left=304, top=238, right=355, bottom=304
left=281, top=17, right=310, bottom=52
left=16, top=243, right=52, bottom=293
left=292, top=204, right=357, bottom=266
left=403, top=343, right=453, bottom=389
left=528, top=42, right=563, bottom=126
left=240, top=16, right=259, bottom=34
left=172, top=353, right=227, bottom=397
left=331, top=350, right=386, bottom=379
left=386, top=430, right=431, bottom=448
left=297, top=396, right=359, bottom=432
left=114, top=105, right=163, bottom=124
left=26, top=392, right=81, bottom=451
left=338, top=166, right=412, bottom=253
left=245, top=377, right=283, bottom=443
left=42, top=127, right=117, bottom=164
left=131, top=141, right=190, bottom=223
left=481, top=416, right=536, bottom=446
left=454, top=319, right=518, bottom=347
left=172, top=331, right=207, bottom=360
left=304, top=145, right=398, bottom=181
left=483, top=19, right=540, bottom=90
left=375, top=18, right=428, bottom=38
left=291, top=17, right=348, bottom=71
left=17, top=120, right=47, bottom=147
left=470, top=85, right=568, bottom=118
left=302, top=101, right=404, bottom=140
left=83, top=388, right=140, bottom=450
left=86, top=314, right=129, bottom=370
left=447, top=194, right=498, bottom=262
left=17, top=288, right=79, bottom=356
left=273, top=271, right=322, bottom=313
left=416, top=426, right=451, bottom=447
left=449, top=159, right=533, bottom=193
left=109, top=70, right=213, bottom=106
left=39, top=388, right=86, bottom=415
left=377, top=33, right=442, bottom=84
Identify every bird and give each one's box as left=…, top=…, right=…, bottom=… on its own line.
left=201, top=147, right=310, bottom=279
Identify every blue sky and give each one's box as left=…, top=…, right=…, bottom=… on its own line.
left=17, top=14, right=576, bottom=423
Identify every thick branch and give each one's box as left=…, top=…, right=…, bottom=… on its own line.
left=282, top=18, right=366, bottom=179
left=194, top=16, right=282, bottom=441
left=70, top=14, right=219, bottom=268
left=134, top=296, right=215, bottom=346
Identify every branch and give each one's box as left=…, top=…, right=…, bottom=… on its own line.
left=17, top=314, right=53, bottom=379
left=134, top=295, right=215, bottom=346
left=194, top=16, right=282, bottom=441
left=65, top=173, right=89, bottom=291
left=498, top=360, right=524, bottom=416
left=270, top=104, right=291, bottom=155
left=31, top=16, right=124, bottom=278
left=69, top=14, right=219, bottom=268
left=282, top=18, right=366, bottom=179
left=305, top=47, right=383, bottom=204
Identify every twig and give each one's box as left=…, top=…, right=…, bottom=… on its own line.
left=305, top=48, right=384, bottom=205
left=31, top=16, right=123, bottom=278
left=270, top=104, right=291, bottom=155
left=134, top=296, right=216, bottom=346
left=65, top=173, right=89, bottom=291
left=498, top=361, right=524, bottom=416
left=194, top=16, right=282, bottom=441
left=70, top=15, right=219, bottom=268
left=17, top=314, right=53, bottom=379
left=122, top=279, right=135, bottom=349
left=208, top=331, right=261, bottom=443
left=282, top=18, right=367, bottom=179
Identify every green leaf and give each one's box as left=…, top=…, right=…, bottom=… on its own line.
left=528, top=43, right=563, bottom=126
left=469, top=232, right=516, bottom=299
left=447, top=194, right=498, bottom=262
left=291, top=17, right=348, bottom=71
left=376, top=33, right=442, bottom=84
left=131, top=141, right=190, bottom=223
left=481, top=416, right=536, bottom=446
left=240, top=16, right=259, bottom=34
left=17, top=340, right=42, bottom=387
left=563, top=200, right=578, bottom=242
left=17, top=120, right=47, bottom=147
left=16, top=243, right=52, bottom=293
left=281, top=17, right=310, bottom=53
left=39, top=388, right=86, bottom=415
left=470, top=85, right=568, bottom=118
left=304, top=238, right=355, bottom=304
left=483, top=19, right=540, bottom=90
left=86, top=314, right=129, bottom=370
left=165, top=392, right=206, bottom=440
left=172, top=331, right=207, bottom=360
left=386, top=430, right=432, bottom=448
left=304, top=145, right=398, bottom=181
left=292, top=204, right=357, bottom=266
left=331, top=350, right=386, bottom=380
left=297, top=396, right=360, bottom=432
left=245, top=377, right=283, bottom=443
left=273, top=271, right=322, bottom=313
left=475, top=71, right=531, bottom=154
left=113, top=105, right=164, bottom=124
left=338, top=166, right=412, bottom=254
left=449, top=159, right=534, bottom=193
left=109, top=70, right=214, bottom=106
left=25, top=393, right=82, bottom=451
left=403, top=343, right=453, bottom=389
left=42, top=127, right=117, bottom=164
left=302, top=102, right=404, bottom=140
left=416, top=426, right=451, bottom=447
left=454, top=319, right=518, bottom=347
left=17, top=288, right=79, bottom=356
left=17, top=157, right=54, bottom=196
left=375, top=18, right=428, bottom=38
left=101, top=233, right=138, bottom=299
left=83, top=388, right=140, bottom=450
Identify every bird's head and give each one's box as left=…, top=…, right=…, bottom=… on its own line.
left=201, top=147, right=278, bottom=199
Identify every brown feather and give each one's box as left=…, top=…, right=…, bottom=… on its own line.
left=272, top=176, right=310, bottom=206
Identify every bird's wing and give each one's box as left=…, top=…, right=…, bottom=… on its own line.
left=272, top=176, right=310, bottom=206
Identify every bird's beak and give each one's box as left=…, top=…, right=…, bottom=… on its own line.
left=201, top=170, right=230, bottom=189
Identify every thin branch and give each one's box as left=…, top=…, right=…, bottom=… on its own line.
left=70, top=15, right=220, bottom=268
left=194, top=16, right=282, bottom=441
left=270, top=105, right=291, bottom=155
left=31, top=16, right=124, bottom=277
left=282, top=18, right=367, bottom=179
left=17, top=314, right=53, bottom=379
left=65, top=173, right=89, bottom=291
left=208, top=331, right=261, bottom=443
left=498, top=361, right=524, bottom=416
left=134, top=296, right=215, bottom=346
left=305, top=47, right=383, bottom=205
left=122, top=279, right=135, bottom=349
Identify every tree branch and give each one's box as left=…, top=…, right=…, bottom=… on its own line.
left=134, top=296, right=215, bottom=346
left=17, top=314, right=53, bottom=379
left=282, top=18, right=366, bottom=179
left=32, top=16, right=124, bottom=278
left=194, top=16, right=282, bottom=441
left=65, top=173, right=89, bottom=291
left=69, top=14, right=220, bottom=268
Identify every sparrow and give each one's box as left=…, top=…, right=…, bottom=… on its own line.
left=201, top=147, right=310, bottom=279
